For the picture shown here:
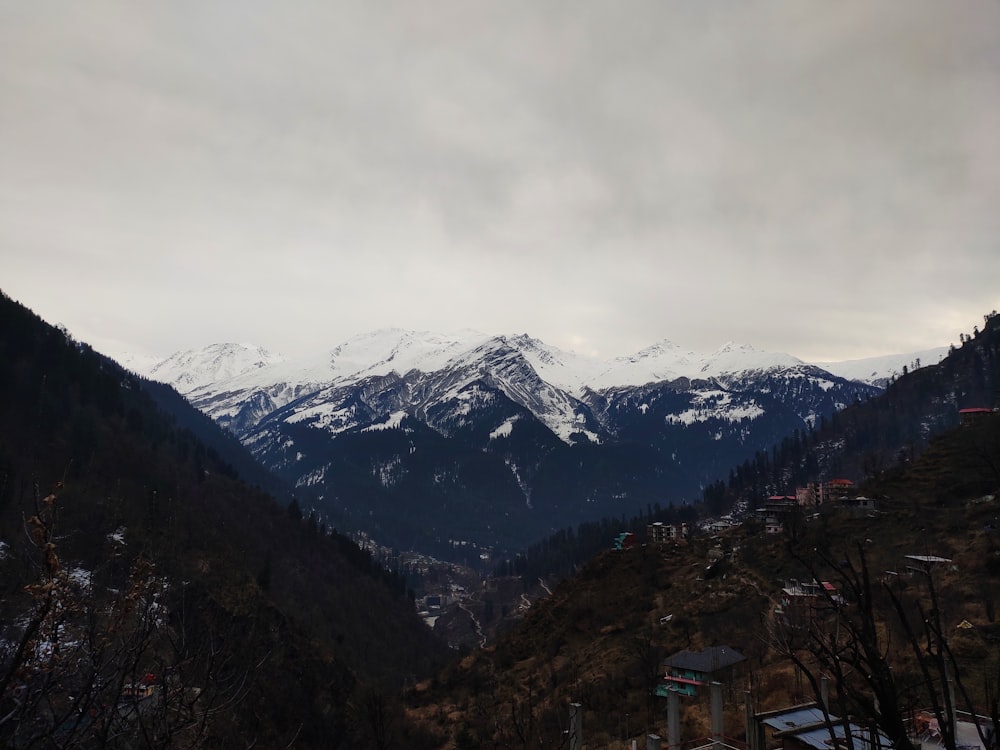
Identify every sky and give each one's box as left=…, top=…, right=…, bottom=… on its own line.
left=2, top=1, right=999, bottom=364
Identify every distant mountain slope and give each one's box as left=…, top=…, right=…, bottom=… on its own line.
left=709, top=314, right=1000, bottom=508
left=131, top=330, right=882, bottom=559
left=0, top=292, right=449, bottom=748
left=815, top=345, right=949, bottom=387
left=135, top=372, right=292, bottom=496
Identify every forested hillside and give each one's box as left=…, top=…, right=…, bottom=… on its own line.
left=0, top=292, right=449, bottom=748
left=407, top=408, right=1000, bottom=748
left=704, top=311, right=1000, bottom=512
left=482, top=312, right=1000, bottom=589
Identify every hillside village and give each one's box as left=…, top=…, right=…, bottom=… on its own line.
left=414, top=403, right=1000, bottom=667
left=402, top=405, right=1000, bottom=748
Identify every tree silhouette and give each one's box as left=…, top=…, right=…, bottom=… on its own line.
left=772, top=543, right=999, bottom=750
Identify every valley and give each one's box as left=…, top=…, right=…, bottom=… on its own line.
left=133, top=330, right=937, bottom=561
left=2, top=291, right=997, bottom=749
left=3, top=3, right=997, bottom=747
left=356, top=536, right=556, bottom=651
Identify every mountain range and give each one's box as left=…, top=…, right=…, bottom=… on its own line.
left=2, top=287, right=993, bottom=747
left=128, top=331, right=946, bottom=559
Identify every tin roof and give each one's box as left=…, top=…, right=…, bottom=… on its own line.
left=761, top=706, right=892, bottom=750
left=791, top=722, right=893, bottom=750
left=761, top=706, right=828, bottom=731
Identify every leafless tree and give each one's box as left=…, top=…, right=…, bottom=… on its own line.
left=0, top=485, right=257, bottom=749
left=772, top=543, right=998, bottom=750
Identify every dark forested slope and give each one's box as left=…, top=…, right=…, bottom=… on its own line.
left=704, top=311, right=1000, bottom=510
left=0, top=291, right=449, bottom=748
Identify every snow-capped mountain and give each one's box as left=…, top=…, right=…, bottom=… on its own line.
left=113, top=351, right=164, bottom=376
left=126, top=330, right=888, bottom=557
left=147, top=342, right=285, bottom=394
left=815, top=346, right=949, bottom=387
left=138, top=334, right=948, bottom=395
left=141, top=331, right=867, bottom=443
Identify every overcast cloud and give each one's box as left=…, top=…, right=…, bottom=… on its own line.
left=2, top=1, right=998, bottom=363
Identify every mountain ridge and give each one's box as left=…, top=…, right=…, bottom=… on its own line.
left=130, top=332, right=946, bottom=397
left=113, top=330, right=889, bottom=558
left=133, top=332, right=882, bottom=454
left=126, top=331, right=927, bottom=454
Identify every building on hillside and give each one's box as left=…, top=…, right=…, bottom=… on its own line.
left=910, top=710, right=996, bottom=750
left=825, top=479, right=855, bottom=503
left=758, top=497, right=798, bottom=535
left=836, top=495, right=878, bottom=516
left=613, top=531, right=637, bottom=551
left=121, top=673, right=158, bottom=702
left=903, top=554, right=952, bottom=576
left=752, top=703, right=892, bottom=750
left=775, top=580, right=841, bottom=631
left=656, top=645, right=746, bottom=698
left=768, top=495, right=797, bottom=503
left=796, top=482, right=824, bottom=507
left=704, top=518, right=736, bottom=534
left=960, top=407, right=995, bottom=425
left=648, top=521, right=689, bottom=543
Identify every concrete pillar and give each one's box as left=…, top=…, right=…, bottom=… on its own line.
left=947, top=666, right=958, bottom=736
left=668, top=690, right=681, bottom=750
left=745, top=690, right=760, bottom=750
left=569, top=702, right=582, bottom=750
left=711, top=681, right=724, bottom=750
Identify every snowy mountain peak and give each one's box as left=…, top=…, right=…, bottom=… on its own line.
left=714, top=341, right=753, bottom=354
left=626, top=339, right=685, bottom=360
left=147, top=343, right=284, bottom=394
left=505, top=333, right=569, bottom=368
left=508, top=333, right=542, bottom=347
left=138, top=330, right=932, bottom=448
left=324, top=328, right=492, bottom=381
left=702, top=341, right=803, bottom=374
left=120, top=325, right=943, bottom=557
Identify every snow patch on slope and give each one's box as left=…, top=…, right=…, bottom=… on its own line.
left=664, top=391, right=765, bottom=426
left=490, top=417, right=518, bottom=440
left=362, top=410, right=408, bottom=432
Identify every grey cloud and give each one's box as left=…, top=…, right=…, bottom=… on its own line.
left=1, top=1, right=998, bottom=362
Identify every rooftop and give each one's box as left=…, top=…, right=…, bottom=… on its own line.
left=760, top=704, right=893, bottom=750
left=664, top=645, right=746, bottom=673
